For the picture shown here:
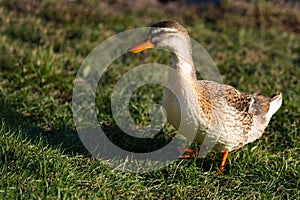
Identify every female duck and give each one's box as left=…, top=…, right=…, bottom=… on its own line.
left=128, top=21, right=282, bottom=172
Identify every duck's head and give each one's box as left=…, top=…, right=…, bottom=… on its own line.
left=128, top=21, right=192, bottom=57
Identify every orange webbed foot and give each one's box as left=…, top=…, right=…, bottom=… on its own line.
left=215, top=149, right=229, bottom=175
left=178, top=148, right=199, bottom=159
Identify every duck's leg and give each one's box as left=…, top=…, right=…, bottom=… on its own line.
left=219, top=149, right=229, bottom=172
left=178, top=148, right=199, bottom=159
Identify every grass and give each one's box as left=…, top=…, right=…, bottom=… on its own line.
left=0, top=0, right=299, bottom=199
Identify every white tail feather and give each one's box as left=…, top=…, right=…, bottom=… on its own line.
left=266, top=93, right=282, bottom=121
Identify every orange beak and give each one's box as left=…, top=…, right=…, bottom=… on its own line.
left=128, top=38, right=154, bottom=53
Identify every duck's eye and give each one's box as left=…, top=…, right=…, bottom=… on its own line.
left=151, top=37, right=160, bottom=45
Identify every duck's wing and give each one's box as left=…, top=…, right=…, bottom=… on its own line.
left=196, top=80, right=254, bottom=113
left=196, top=79, right=282, bottom=130
left=223, top=84, right=254, bottom=113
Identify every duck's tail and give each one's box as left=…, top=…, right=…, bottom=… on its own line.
left=266, top=93, right=282, bottom=121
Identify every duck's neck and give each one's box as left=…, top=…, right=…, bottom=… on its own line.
left=171, top=52, right=196, bottom=80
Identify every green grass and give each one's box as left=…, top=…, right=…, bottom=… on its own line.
left=0, top=0, right=299, bottom=199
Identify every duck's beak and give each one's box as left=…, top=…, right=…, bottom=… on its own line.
left=128, top=38, right=154, bottom=53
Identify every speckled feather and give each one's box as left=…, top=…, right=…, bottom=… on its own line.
left=151, top=21, right=282, bottom=152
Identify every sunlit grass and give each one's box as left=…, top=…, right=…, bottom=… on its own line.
left=0, top=0, right=299, bottom=199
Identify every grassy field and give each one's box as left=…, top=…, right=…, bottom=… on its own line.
left=0, top=0, right=299, bottom=199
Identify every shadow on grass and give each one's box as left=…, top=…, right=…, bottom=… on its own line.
left=0, top=95, right=178, bottom=159
left=0, top=95, right=88, bottom=156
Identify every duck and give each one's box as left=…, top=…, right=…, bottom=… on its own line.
left=128, top=20, right=282, bottom=172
